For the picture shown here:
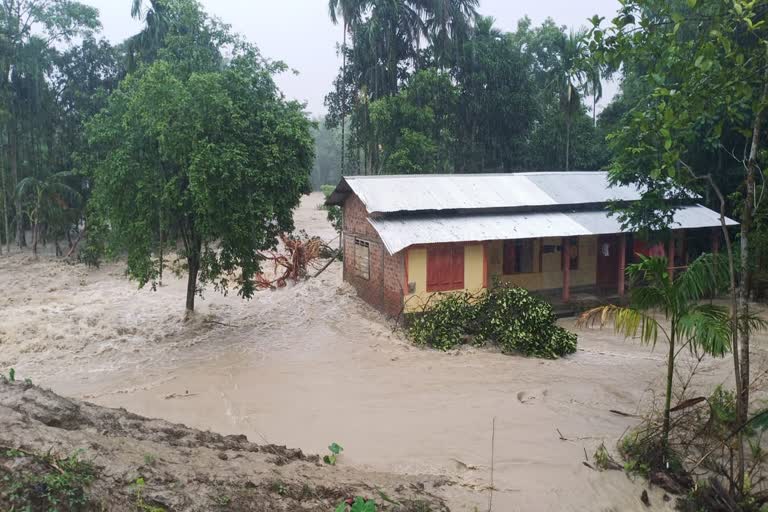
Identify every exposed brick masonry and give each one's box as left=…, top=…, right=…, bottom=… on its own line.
left=342, top=194, right=405, bottom=317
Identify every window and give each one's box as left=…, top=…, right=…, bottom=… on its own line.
left=561, top=238, right=579, bottom=271
left=354, top=238, right=370, bottom=279
left=503, top=239, right=536, bottom=274
left=427, top=245, right=464, bottom=292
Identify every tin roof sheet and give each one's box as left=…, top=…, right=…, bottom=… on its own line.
left=328, top=171, right=643, bottom=214
left=369, top=205, right=737, bottom=254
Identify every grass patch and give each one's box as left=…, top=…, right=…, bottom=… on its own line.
left=1, top=447, right=95, bottom=511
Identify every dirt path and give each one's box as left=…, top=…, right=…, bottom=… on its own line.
left=2, top=193, right=765, bottom=511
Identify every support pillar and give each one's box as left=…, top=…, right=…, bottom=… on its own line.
left=667, top=236, right=675, bottom=282
left=618, top=234, right=627, bottom=298
left=711, top=227, right=720, bottom=255
left=562, top=237, right=571, bottom=302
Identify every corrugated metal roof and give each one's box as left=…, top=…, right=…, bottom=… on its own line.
left=369, top=205, right=737, bottom=254
left=328, top=172, right=643, bottom=214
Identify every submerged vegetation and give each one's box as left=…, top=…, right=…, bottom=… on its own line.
left=407, top=283, right=577, bottom=358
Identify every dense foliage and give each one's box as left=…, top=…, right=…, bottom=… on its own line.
left=585, top=0, right=768, bottom=502
left=408, top=284, right=578, bottom=359
left=324, top=3, right=610, bottom=179
left=84, top=2, right=314, bottom=311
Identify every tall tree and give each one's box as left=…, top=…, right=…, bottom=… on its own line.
left=556, top=29, right=588, bottom=172
left=86, top=49, right=314, bottom=311
left=328, top=0, right=365, bottom=177
left=128, top=0, right=169, bottom=70
left=588, top=0, right=768, bottom=494
left=425, top=0, right=479, bottom=68
left=0, top=0, right=99, bottom=248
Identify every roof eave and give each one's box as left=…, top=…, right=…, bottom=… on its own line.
left=324, top=177, right=352, bottom=206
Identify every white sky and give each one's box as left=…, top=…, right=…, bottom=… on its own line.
left=82, top=0, right=621, bottom=116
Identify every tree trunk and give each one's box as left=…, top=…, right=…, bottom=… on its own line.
left=593, top=94, right=597, bottom=128
left=565, top=113, right=571, bottom=172
left=735, top=71, right=768, bottom=492
left=0, top=133, right=7, bottom=254
left=185, top=238, right=201, bottom=312
left=158, top=207, right=164, bottom=286
left=662, top=320, right=676, bottom=456
left=31, top=221, right=38, bottom=256
left=340, top=23, right=347, bottom=178
left=8, top=120, right=22, bottom=247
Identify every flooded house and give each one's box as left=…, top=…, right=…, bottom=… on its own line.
left=325, top=172, right=736, bottom=316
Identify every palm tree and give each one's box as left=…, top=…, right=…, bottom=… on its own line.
left=584, top=63, right=603, bottom=128
left=16, top=171, right=81, bottom=256
left=329, top=0, right=366, bottom=176
left=424, top=0, right=478, bottom=68
left=128, top=0, right=168, bottom=70
left=558, top=29, right=587, bottom=172
left=578, top=254, right=733, bottom=455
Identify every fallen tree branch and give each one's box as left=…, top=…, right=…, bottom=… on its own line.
left=313, top=251, right=340, bottom=278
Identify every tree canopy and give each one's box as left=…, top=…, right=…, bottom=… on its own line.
left=322, top=7, right=609, bottom=179
left=85, top=3, right=314, bottom=311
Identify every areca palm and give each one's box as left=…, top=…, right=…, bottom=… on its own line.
left=16, top=171, right=81, bottom=256
left=424, top=0, right=478, bottom=67
left=578, top=254, right=733, bottom=454
left=558, top=29, right=587, bottom=172
left=128, top=0, right=168, bottom=70
left=584, top=63, right=604, bottom=127
left=329, top=0, right=366, bottom=176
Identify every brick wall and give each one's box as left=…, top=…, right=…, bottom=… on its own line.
left=342, top=194, right=405, bottom=317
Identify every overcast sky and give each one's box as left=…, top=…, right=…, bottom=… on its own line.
left=83, top=0, right=621, bottom=116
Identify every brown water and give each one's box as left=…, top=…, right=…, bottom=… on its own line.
left=2, top=193, right=762, bottom=511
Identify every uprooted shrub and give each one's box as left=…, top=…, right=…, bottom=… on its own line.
left=407, top=292, right=480, bottom=350
left=595, top=385, right=768, bottom=510
left=406, top=283, right=578, bottom=358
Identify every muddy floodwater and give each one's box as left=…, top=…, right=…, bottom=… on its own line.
left=2, top=193, right=766, bottom=511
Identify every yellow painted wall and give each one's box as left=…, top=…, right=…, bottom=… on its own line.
left=489, top=236, right=598, bottom=290
left=403, top=237, right=601, bottom=312
left=404, top=244, right=485, bottom=312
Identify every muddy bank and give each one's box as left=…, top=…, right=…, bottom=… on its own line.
left=2, top=193, right=767, bottom=511
left=0, top=379, right=448, bottom=511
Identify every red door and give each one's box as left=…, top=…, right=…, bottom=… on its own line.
left=596, top=235, right=620, bottom=293
left=426, top=245, right=465, bottom=292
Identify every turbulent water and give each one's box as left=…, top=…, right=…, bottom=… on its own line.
left=2, top=193, right=764, bottom=511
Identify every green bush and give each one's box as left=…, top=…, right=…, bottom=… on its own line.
left=320, top=185, right=342, bottom=235
left=477, top=285, right=578, bottom=358
left=407, top=283, right=577, bottom=358
left=408, top=292, right=479, bottom=350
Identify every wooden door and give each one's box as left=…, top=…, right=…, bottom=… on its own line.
left=596, top=235, right=620, bottom=293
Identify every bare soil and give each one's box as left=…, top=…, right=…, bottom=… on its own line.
left=2, top=193, right=768, bottom=511
left=0, top=379, right=447, bottom=511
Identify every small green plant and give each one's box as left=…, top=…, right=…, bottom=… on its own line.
left=131, top=477, right=165, bottom=512
left=213, top=493, right=231, bottom=506
left=323, top=442, right=343, bottom=465
left=3, top=449, right=95, bottom=510
left=9, top=368, right=15, bottom=382
left=335, top=496, right=377, bottom=512
left=593, top=444, right=610, bottom=470
left=270, top=480, right=288, bottom=496
left=143, top=453, right=157, bottom=466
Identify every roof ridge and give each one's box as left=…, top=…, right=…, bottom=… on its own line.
left=343, top=171, right=607, bottom=179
